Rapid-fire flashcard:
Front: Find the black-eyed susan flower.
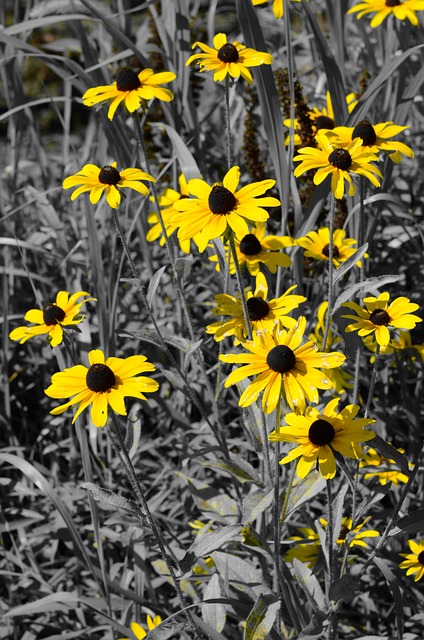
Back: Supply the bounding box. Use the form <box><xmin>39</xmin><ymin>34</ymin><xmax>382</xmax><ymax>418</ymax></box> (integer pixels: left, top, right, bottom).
<box><xmin>269</xmin><ymin>398</ymin><xmax>375</xmax><ymax>478</ymax></box>
<box><xmin>364</xmin><ymin>330</ymin><xmax>424</xmax><ymax>361</ymax></box>
<box><xmin>209</xmin><ymin>222</ymin><xmax>294</xmax><ymax>275</ymax></box>
<box><xmin>343</xmin><ymin>292</ymin><xmax>421</xmax><ymax>347</ymax></box>
<box><xmin>293</xmin><ymin>134</ymin><xmax>382</xmax><ymax>199</ymax></box>
<box><xmin>45</xmin><ymin>349</ymin><xmax>159</xmax><ymax>428</ymax></box>
<box><xmin>348</xmin><ymin>0</ymin><xmax>424</xmax><ymax>28</ymax></box>
<box><xmin>9</xmin><ymin>291</ymin><xmax>95</xmax><ymax>348</ymax></box>
<box><xmin>327</xmin><ymin>120</ymin><xmax>414</xmax><ymax>164</ymax></box>
<box><xmin>310</xmin><ymin>302</ymin><xmax>353</xmax><ymax>395</ymax></box>
<box><xmin>285</xmin><ymin>527</ymin><xmax>321</xmax><ymax>568</ymax></box>
<box><xmin>82</xmin><ymin>67</ymin><xmax>176</xmax><ymax>120</ymax></box>
<box><xmin>170</xmin><ymin>166</ymin><xmax>281</xmax><ymax>253</ymax></box>
<box><xmin>119</xmin><ymin>615</ymin><xmax>162</xmax><ymax>640</ymax></box>
<box><xmin>206</xmin><ymin>272</ymin><xmax>306</xmax><ymax>344</ymax></box>
<box><xmin>63</xmin><ymin>162</ymin><xmax>155</xmax><ymax>209</ymax></box>
<box><xmin>147</xmin><ymin>173</ymin><xmax>201</xmax><ymax>253</ymax></box>
<box><xmin>400</xmin><ymin>540</ymin><xmax>424</xmax><ymax>582</ymax></box>
<box><xmin>220</xmin><ymin>317</ymin><xmax>345</xmax><ymax>414</ymax></box>
<box><xmin>186</xmin><ymin>33</ymin><xmax>272</xmax><ymax>84</ymax></box>
<box><xmin>359</xmin><ymin>446</ymin><xmax>409</xmax><ymax>485</ymax></box>
<box><xmin>252</xmin><ymin>0</ymin><xmax>303</xmax><ymax>19</ymax></box>
<box><xmin>296</xmin><ymin>226</ymin><xmax>366</xmax><ymax>269</ymax></box>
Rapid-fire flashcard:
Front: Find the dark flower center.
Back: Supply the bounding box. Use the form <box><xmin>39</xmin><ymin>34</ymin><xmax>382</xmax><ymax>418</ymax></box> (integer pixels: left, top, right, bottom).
<box><xmin>99</xmin><ymin>165</ymin><xmax>121</xmax><ymax>185</ymax></box>
<box><xmin>43</xmin><ymin>304</ymin><xmax>66</xmax><ymax>326</ymax></box>
<box><xmin>322</xmin><ymin>243</ymin><xmax>340</xmax><ymax>259</ymax></box>
<box><xmin>369</xmin><ymin>308</ymin><xmax>391</xmax><ymax>326</ymax></box>
<box><xmin>315</xmin><ymin>115</ymin><xmax>335</xmax><ymax>131</ymax></box>
<box><xmin>308</xmin><ymin>418</ymin><xmax>336</xmax><ymax>446</ymax></box>
<box><xmin>116</xmin><ymin>67</ymin><xmax>141</xmax><ymax>92</ymax></box>
<box><xmin>247</xmin><ymin>297</ymin><xmax>270</xmax><ymax>321</ymax></box>
<box><xmin>338</xmin><ymin>526</ymin><xmax>350</xmax><ymax>541</ymax></box>
<box><xmin>328</xmin><ymin>148</ymin><xmax>352</xmax><ymax>171</ymax></box>
<box><xmin>418</xmin><ymin>551</ymin><xmax>424</xmax><ymax>565</ymax></box>
<box><xmin>266</xmin><ymin>345</ymin><xmax>296</xmax><ymax>373</ymax></box>
<box><xmin>217</xmin><ymin>43</ymin><xmax>239</xmax><ymax>63</ymax></box>
<box><xmin>385</xmin><ymin>0</ymin><xmax>401</xmax><ymax>6</ymax></box>
<box><xmin>352</xmin><ymin>120</ymin><xmax>377</xmax><ymax>146</ymax></box>
<box><xmin>86</xmin><ymin>363</ymin><xmax>116</xmax><ymax>392</ymax></box>
<box><xmin>208</xmin><ymin>185</ymin><xmax>237</xmax><ymax>215</ymax></box>
<box><xmin>239</xmin><ymin>233</ymin><xmax>262</xmax><ymax>256</ymax></box>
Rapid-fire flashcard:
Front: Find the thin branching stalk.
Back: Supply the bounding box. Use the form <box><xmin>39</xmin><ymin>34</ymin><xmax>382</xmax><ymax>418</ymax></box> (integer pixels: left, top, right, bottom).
<box><xmin>322</xmin><ymin>194</ymin><xmax>336</xmax><ymax>351</ymax></box>
<box><xmin>274</xmin><ymin>394</ymin><xmax>283</xmax><ymax>626</ymax></box>
<box><xmin>352</xmin><ymin>345</ymin><xmax>361</xmax><ymax>406</ymax></box>
<box><xmin>225</xmin><ymin>76</ymin><xmax>233</xmax><ymax>170</ymax></box>
<box><xmin>107</xmin><ymin>413</ymin><xmax>203</xmax><ymax>640</ymax></box>
<box><xmin>229</xmin><ymin>233</ymin><xmax>252</xmax><ymax>341</ymax></box>
<box><xmin>326</xmin><ymin>480</ymin><xmax>338</xmax><ymax>640</ymax></box>
<box><xmin>365</xmin><ymin>345</ymin><xmax>380</xmax><ymax>418</ymax></box>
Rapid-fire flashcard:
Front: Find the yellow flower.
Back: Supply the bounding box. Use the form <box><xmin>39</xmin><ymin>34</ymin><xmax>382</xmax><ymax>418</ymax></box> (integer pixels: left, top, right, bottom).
<box><xmin>359</xmin><ymin>447</ymin><xmax>409</xmax><ymax>485</ymax></box>
<box><xmin>293</xmin><ymin>133</ymin><xmax>382</xmax><ymax>199</ymax></box>
<box><xmin>342</xmin><ymin>292</ymin><xmax>421</xmax><ymax>347</ymax></box>
<box><xmin>119</xmin><ymin>615</ymin><xmax>162</xmax><ymax>640</ymax></box>
<box><xmin>82</xmin><ymin>67</ymin><xmax>176</xmax><ymax>120</ymax></box>
<box><xmin>9</xmin><ymin>291</ymin><xmax>95</xmax><ymax>348</ymax></box>
<box><xmin>400</xmin><ymin>540</ymin><xmax>424</xmax><ymax>582</ymax></box>
<box><xmin>45</xmin><ymin>350</ymin><xmax>159</xmax><ymax>427</ymax></box>
<box><xmin>220</xmin><ymin>316</ymin><xmax>346</xmax><ymax>414</ymax></box>
<box><xmin>170</xmin><ymin>166</ymin><xmax>280</xmax><ymax>252</ymax></box>
<box><xmin>186</xmin><ymin>33</ymin><xmax>272</xmax><ymax>83</ymax></box>
<box><xmin>326</xmin><ymin>120</ymin><xmax>414</xmax><ymax>164</ymax></box>
<box><xmin>63</xmin><ymin>162</ymin><xmax>155</xmax><ymax>209</ymax></box>
<box><xmin>348</xmin><ymin>0</ymin><xmax>424</xmax><ymax>28</ymax></box>
<box><xmin>310</xmin><ymin>302</ymin><xmax>353</xmax><ymax>395</ymax></box>
<box><xmin>252</xmin><ymin>0</ymin><xmax>303</xmax><ymax>19</ymax></box>
<box><xmin>206</xmin><ymin>272</ymin><xmax>306</xmax><ymax>344</ymax></box>
<box><xmin>209</xmin><ymin>222</ymin><xmax>294</xmax><ymax>275</ymax></box>
<box><xmin>296</xmin><ymin>226</ymin><xmax>366</xmax><ymax>268</ymax></box>
<box><xmin>269</xmin><ymin>398</ymin><xmax>375</xmax><ymax>479</ymax></box>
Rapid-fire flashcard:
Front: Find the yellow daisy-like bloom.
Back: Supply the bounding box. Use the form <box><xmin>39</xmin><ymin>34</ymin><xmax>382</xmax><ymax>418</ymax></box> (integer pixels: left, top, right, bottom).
<box><xmin>9</xmin><ymin>291</ymin><xmax>95</xmax><ymax>348</ymax></box>
<box><xmin>365</xmin><ymin>330</ymin><xmax>424</xmax><ymax>361</ymax></box>
<box><xmin>82</xmin><ymin>67</ymin><xmax>176</xmax><ymax>120</ymax></box>
<box><xmin>269</xmin><ymin>398</ymin><xmax>375</xmax><ymax>479</ymax></box>
<box><xmin>359</xmin><ymin>446</ymin><xmax>409</xmax><ymax>485</ymax></box>
<box><xmin>146</xmin><ymin>173</ymin><xmax>201</xmax><ymax>253</ymax></box>
<box><xmin>206</xmin><ymin>271</ymin><xmax>306</xmax><ymax>344</ymax></box>
<box><xmin>119</xmin><ymin>615</ymin><xmax>162</xmax><ymax>640</ymax></box>
<box><xmin>310</xmin><ymin>302</ymin><xmax>353</xmax><ymax>395</ymax></box>
<box><xmin>45</xmin><ymin>349</ymin><xmax>159</xmax><ymax>428</ymax></box>
<box><xmin>342</xmin><ymin>292</ymin><xmax>421</xmax><ymax>347</ymax></box>
<box><xmin>170</xmin><ymin>166</ymin><xmax>281</xmax><ymax>253</ymax></box>
<box><xmin>63</xmin><ymin>162</ymin><xmax>155</xmax><ymax>209</ymax></box>
<box><xmin>296</xmin><ymin>226</ymin><xmax>367</xmax><ymax>269</ymax></box>
<box><xmin>293</xmin><ymin>134</ymin><xmax>382</xmax><ymax>200</ymax></box>
<box><xmin>186</xmin><ymin>33</ymin><xmax>272</xmax><ymax>84</ymax></box>
<box><xmin>252</xmin><ymin>0</ymin><xmax>303</xmax><ymax>19</ymax></box>
<box><xmin>348</xmin><ymin>0</ymin><xmax>424</xmax><ymax>28</ymax></box>
<box><xmin>209</xmin><ymin>222</ymin><xmax>294</xmax><ymax>275</ymax></box>
<box><xmin>400</xmin><ymin>540</ymin><xmax>424</xmax><ymax>582</ymax></box>
<box><xmin>327</xmin><ymin>120</ymin><xmax>414</xmax><ymax>164</ymax></box>
<box><xmin>220</xmin><ymin>316</ymin><xmax>346</xmax><ymax>414</ymax></box>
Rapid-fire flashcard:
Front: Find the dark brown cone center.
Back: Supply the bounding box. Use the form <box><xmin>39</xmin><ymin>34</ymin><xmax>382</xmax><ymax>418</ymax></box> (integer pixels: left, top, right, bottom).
<box><xmin>315</xmin><ymin>115</ymin><xmax>335</xmax><ymax>131</ymax></box>
<box><xmin>217</xmin><ymin>43</ymin><xmax>239</xmax><ymax>63</ymax></box>
<box><xmin>86</xmin><ymin>363</ymin><xmax>116</xmax><ymax>392</ymax></box>
<box><xmin>352</xmin><ymin>120</ymin><xmax>377</xmax><ymax>146</ymax></box>
<box><xmin>328</xmin><ymin>148</ymin><xmax>352</xmax><ymax>171</ymax></box>
<box><xmin>369</xmin><ymin>308</ymin><xmax>391</xmax><ymax>326</ymax></box>
<box><xmin>116</xmin><ymin>67</ymin><xmax>141</xmax><ymax>92</ymax></box>
<box><xmin>322</xmin><ymin>243</ymin><xmax>340</xmax><ymax>259</ymax></box>
<box><xmin>266</xmin><ymin>345</ymin><xmax>296</xmax><ymax>373</ymax></box>
<box><xmin>386</xmin><ymin>0</ymin><xmax>401</xmax><ymax>6</ymax></box>
<box><xmin>239</xmin><ymin>233</ymin><xmax>262</xmax><ymax>255</ymax></box>
<box><xmin>338</xmin><ymin>526</ymin><xmax>350</xmax><ymax>541</ymax></box>
<box><xmin>308</xmin><ymin>418</ymin><xmax>335</xmax><ymax>446</ymax></box>
<box><xmin>43</xmin><ymin>304</ymin><xmax>66</xmax><ymax>326</ymax></box>
<box><xmin>208</xmin><ymin>185</ymin><xmax>237</xmax><ymax>215</ymax></box>
<box><xmin>99</xmin><ymin>165</ymin><xmax>121</xmax><ymax>185</ymax></box>
<box><xmin>247</xmin><ymin>297</ymin><xmax>270</xmax><ymax>321</ymax></box>
<box><xmin>418</xmin><ymin>551</ymin><xmax>424</xmax><ymax>565</ymax></box>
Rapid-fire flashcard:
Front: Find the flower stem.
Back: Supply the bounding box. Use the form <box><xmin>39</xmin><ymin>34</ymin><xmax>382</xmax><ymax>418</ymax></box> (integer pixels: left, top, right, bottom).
<box><xmin>107</xmin><ymin>413</ymin><xmax>203</xmax><ymax>640</ymax></box>
<box><xmin>225</xmin><ymin>76</ymin><xmax>233</xmax><ymax>170</ymax></box>
<box><xmin>322</xmin><ymin>194</ymin><xmax>336</xmax><ymax>352</ymax></box>
<box><xmin>229</xmin><ymin>232</ymin><xmax>252</xmax><ymax>341</ymax></box>
<box><xmin>365</xmin><ymin>345</ymin><xmax>380</xmax><ymax>419</ymax></box>
<box><xmin>274</xmin><ymin>394</ymin><xmax>283</xmax><ymax>626</ymax></box>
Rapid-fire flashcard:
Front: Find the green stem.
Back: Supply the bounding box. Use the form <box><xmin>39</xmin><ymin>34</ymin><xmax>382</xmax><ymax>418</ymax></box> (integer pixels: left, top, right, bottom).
<box><xmin>229</xmin><ymin>233</ymin><xmax>252</xmax><ymax>341</ymax></box>
<box><xmin>107</xmin><ymin>413</ymin><xmax>203</xmax><ymax>640</ymax></box>
<box><xmin>365</xmin><ymin>345</ymin><xmax>380</xmax><ymax>419</ymax></box>
<box><xmin>322</xmin><ymin>194</ymin><xmax>336</xmax><ymax>352</ymax></box>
